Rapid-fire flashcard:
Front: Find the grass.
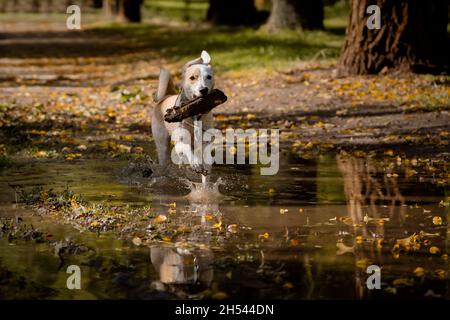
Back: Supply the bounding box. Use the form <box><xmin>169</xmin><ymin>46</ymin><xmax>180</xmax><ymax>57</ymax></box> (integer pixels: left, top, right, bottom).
<box><xmin>139</xmin><ymin>0</ymin><xmax>348</xmax><ymax>71</ymax></box>
<box><xmin>0</xmin><ymin>0</ymin><xmax>349</xmax><ymax>72</ymax></box>
<box><xmin>95</xmin><ymin>23</ymin><xmax>344</xmax><ymax>72</ymax></box>
<box><xmin>143</xmin><ymin>0</ymin><xmax>208</xmax><ymax>22</ymax></box>
<box><xmin>97</xmin><ymin>1</ymin><xmax>348</xmax><ymax>72</ymax></box>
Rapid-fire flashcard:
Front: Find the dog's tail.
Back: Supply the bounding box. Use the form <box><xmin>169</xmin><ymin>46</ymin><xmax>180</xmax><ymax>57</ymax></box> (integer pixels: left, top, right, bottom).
<box><xmin>155</xmin><ymin>68</ymin><xmax>177</xmax><ymax>103</ymax></box>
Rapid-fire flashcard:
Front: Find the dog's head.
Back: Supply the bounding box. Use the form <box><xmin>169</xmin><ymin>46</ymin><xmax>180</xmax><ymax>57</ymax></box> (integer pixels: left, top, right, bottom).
<box><xmin>181</xmin><ymin>51</ymin><xmax>215</xmax><ymax>100</ymax></box>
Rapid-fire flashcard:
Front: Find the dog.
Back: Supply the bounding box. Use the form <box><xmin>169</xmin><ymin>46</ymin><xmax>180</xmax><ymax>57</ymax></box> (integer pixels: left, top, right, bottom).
<box><xmin>152</xmin><ymin>51</ymin><xmax>215</xmax><ymax>175</ymax></box>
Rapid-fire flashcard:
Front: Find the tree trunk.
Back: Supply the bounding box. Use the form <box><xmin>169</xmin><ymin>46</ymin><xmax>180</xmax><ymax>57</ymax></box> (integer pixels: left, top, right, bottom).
<box><xmin>265</xmin><ymin>0</ymin><xmax>324</xmax><ymax>31</ymax></box>
<box><xmin>103</xmin><ymin>0</ymin><xmax>113</xmax><ymax>17</ymax></box>
<box><xmin>265</xmin><ymin>0</ymin><xmax>302</xmax><ymax>30</ymax></box>
<box><xmin>118</xmin><ymin>0</ymin><xmax>142</xmax><ymax>22</ymax></box>
<box><xmin>206</xmin><ymin>0</ymin><xmax>259</xmax><ymax>26</ymax></box>
<box><xmin>297</xmin><ymin>0</ymin><xmax>324</xmax><ymax>30</ymax></box>
<box><xmin>338</xmin><ymin>0</ymin><xmax>449</xmax><ymax>75</ymax></box>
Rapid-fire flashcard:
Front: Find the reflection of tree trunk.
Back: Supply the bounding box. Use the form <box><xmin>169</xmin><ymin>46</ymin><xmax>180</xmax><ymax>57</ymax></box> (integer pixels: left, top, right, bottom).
<box><xmin>337</xmin><ymin>155</ymin><xmax>405</xmax><ymax>225</ymax></box>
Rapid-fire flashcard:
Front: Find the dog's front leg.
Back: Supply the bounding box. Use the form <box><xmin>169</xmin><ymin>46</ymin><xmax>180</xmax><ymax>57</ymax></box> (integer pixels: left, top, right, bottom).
<box><xmin>200</xmin><ymin>112</ymin><xmax>214</xmax><ymax>176</ymax></box>
<box><xmin>173</xmin><ymin>142</ymin><xmax>205</xmax><ymax>173</ymax></box>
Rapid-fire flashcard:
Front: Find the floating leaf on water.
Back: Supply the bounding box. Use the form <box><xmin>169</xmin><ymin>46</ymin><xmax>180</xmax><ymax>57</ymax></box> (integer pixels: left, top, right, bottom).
<box><xmin>363</xmin><ymin>214</ymin><xmax>369</xmax><ymax>223</ymax></box>
<box><xmin>282</xmin><ymin>282</ymin><xmax>294</xmax><ymax>290</ymax></box>
<box><xmin>355</xmin><ymin>236</ymin><xmax>364</xmax><ymax>245</ymax></box>
<box><xmin>434</xmin><ymin>269</ymin><xmax>446</xmax><ymax>279</ymax></box>
<box><xmin>339</xmin><ymin>216</ymin><xmax>353</xmax><ymax>226</ymax></box>
<box><xmin>336</xmin><ymin>242</ymin><xmax>354</xmax><ymax>255</ymax></box>
<box><xmin>356</xmin><ymin>259</ymin><xmax>368</xmax><ymax>269</ymax></box>
<box><xmin>432</xmin><ymin>216</ymin><xmax>442</xmax><ymax>225</ymax></box>
<box><xmin>227</xmin><ymin>224</ymin><xmax>238</xmax><ymax>233</ymax></box>
<box><xmin>212</xmin><ymin>221</ymin><xmax>222</xmax><ymax>230</ymax></box>
<box><xmin>413</xmin><ymin>267</ymin><xmax>425</xmax><ymax>277</ymax></box>
<box><xmin>259</xmin><ymin>232</ymin><xmax>270</xmax><ymax>240</ymax></box>
<box><xmin>439</xmin><ymin>200</ymin><xmax>449</xmax><ymax>207</ymax></box>
<box><xmin>406</xmin><ymin>169</ymin><xmax>418</xmax><ymax>177</ymax></box>
<box><xmin>212</xmin><ymin>292</ymin><xmax>228</xmax><ymax>300</ymax></box>
<box><xmin>376</xmin><ymin>239</ymin><xmax>384</xmax><ymax>249</ymax></box>
<box><xmin>396</xmin><ymin>233</ymin><xmax>419</xmax><ymax>248</ymax></box>
<box><xmin>393</xmin><ymin>278</ymin><xmax>414</xmax><ymax>286</ymax></box>
<box><xmin>429</xmin><ymin>246</ymin><xmax>440</xmax><ymax>255</ymax></box>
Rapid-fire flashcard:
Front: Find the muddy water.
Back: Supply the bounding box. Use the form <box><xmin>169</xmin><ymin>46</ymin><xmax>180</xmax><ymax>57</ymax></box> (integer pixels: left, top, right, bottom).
<box><xmin>0</xmin><ymin>153</ymin><xmax>448</xmax><ymax>299</ymax></box>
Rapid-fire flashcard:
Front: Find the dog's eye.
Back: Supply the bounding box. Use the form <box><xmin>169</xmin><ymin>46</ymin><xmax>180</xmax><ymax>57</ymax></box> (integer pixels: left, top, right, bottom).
<box><xmin>189</xmin><ymin>76</ymin><xmax>196</xmax><ymax>80</ymax></box>
<box><xmin>207</xmin><ymin>75</ymin><xmax>212</xmax><ymax>80</ymax></box>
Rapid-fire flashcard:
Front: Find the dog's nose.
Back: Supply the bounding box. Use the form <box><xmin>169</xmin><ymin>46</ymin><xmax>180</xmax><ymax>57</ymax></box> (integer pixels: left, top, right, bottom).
<box><xmin>200</xmin><ymin>88</ymin><xmax>209</xmax><ymax>97</ymax></box>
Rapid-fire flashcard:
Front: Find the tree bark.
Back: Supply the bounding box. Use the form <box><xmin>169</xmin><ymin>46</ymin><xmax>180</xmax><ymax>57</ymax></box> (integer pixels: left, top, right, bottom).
<box><xmin>338</xmin><ymin>0</ymin><xmax>449</xmax><ymax>75</ymax></box>
<box><xmin>206</xmin><ymin>0</ymin><xmax>259</xmax><ymax>26</ymax></box>
<box><xmin>265</xmin><ymin>0</ymin><xmax>324</xmax><ymax>31</ymax></box>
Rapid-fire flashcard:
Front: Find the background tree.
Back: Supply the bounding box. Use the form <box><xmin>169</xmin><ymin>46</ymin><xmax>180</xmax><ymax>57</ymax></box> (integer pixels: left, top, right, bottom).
<box><xmin>117</xmin><ymin>0</ymin><xmax>142</xmax><ymax>22</ymax></box>
<box><xmin>338</xmin><ymin>0</ymin><xmax>449</xmax><ymax>75</ymax></box>
<box><xmin>265</xmin><ymin>0</ymin><xmax>324</xmax><ymax>31</ymax></box>
<box><xmin>102</xmin><ymin>0</ymin><xmax>112</xmax><ymax>17</ymax></box>
<box><xmin>206</xmin><ymin>0</ymin><xmax>260</xmax><ymax>26</ymax></box>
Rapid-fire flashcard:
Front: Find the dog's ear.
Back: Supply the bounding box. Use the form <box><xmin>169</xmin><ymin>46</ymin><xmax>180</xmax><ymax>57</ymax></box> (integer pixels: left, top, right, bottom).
<box><xmin>201</xmin><ymin>50</ymin><xmax>211</xmax><ymax>64</ymax></box>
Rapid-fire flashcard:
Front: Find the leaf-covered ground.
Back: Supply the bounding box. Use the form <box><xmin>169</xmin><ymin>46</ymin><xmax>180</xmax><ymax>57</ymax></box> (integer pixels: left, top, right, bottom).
<box><xmin>1</xmin><ymin>15</ymin><xmax>449</xmax><ymax>164</ymax></box>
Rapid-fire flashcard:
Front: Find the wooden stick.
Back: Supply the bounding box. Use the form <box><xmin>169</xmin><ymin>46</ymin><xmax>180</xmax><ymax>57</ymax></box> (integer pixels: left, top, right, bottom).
<box><xmin>164</xmin><ymin>89</ymin><xmax>227</xmax><ymax>123</ymax></box>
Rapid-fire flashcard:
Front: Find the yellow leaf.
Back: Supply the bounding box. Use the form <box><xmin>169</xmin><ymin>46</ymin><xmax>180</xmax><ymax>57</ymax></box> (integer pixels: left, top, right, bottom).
<box><xmin>259</xmin><ymin>232</ymin><xmax>270</xmax><ymax>239</ymax></box>
<box><xmin>212</xmin><ymin>292</ymin><xmax>228</xmax><ymax>300</ymax></box>
<box><xmin>212</xmin><ymin>221</ymin><xmax>222</xmax><ymax>230</ymax></box>
<box><xmin>429</xmin><ymin>246</ymin><xmax>440</xmax><ymax>255</ymax></box>
<box><xmin>283</xmin><ymin>282</ymin><xmax>294</xmax><ymax>289</ymax></box>
<box><xmin>153</xmin><ymin>214</ymin><xmax>167</xmax><ymax>224</ymax></box>
<box><xmin>413</xmin><ymin>267</ymin><xmax>425</xmax><ymax>277</ymax></box>
<box><xmin>393</xmin><ymin>278</ymin><xmax>413</xmax><ymax>286</ymax></box>
<box><xmin>432</xmin><ymin>216</ymin><xmax>442</xmax><ymax>225</ymax></box>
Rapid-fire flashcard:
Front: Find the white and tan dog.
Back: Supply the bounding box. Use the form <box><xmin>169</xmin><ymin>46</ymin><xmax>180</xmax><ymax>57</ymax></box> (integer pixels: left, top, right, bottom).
<box><xmin>152</xmin><ymin>51</ymin><xmax>215</xmax><ymax>174</ymax></box>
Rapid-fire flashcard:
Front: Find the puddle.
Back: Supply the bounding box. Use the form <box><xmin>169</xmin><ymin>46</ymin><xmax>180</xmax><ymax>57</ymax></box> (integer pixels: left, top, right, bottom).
<box><xmin>0</xmin><ymin>152</ymin><xmax>448</xmax><ymax>299</ymax></box>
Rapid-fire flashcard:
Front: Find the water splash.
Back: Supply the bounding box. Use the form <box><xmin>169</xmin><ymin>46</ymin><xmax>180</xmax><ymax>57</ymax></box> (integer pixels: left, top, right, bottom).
<box><xmin>185</xmin><ymin>176</ymin><xmax>223</xmax><ymax>204</ymax></box>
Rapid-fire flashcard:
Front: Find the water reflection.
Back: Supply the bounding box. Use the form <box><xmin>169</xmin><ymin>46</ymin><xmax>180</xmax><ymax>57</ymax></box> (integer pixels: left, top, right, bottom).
<box><xmin>149</xmin><ymin>180</ymin><xmax>221</xmax><ymax>295</ymax></box>
<box><xmin>336</xmin><ymin>154</ymin><xmax>448</xmax><ymax>299</ymax></box>
<box><xmin>0</xmin><ymin>153</ymin><xmax>448</xmax><ymax>299</ymax></box>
